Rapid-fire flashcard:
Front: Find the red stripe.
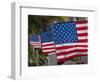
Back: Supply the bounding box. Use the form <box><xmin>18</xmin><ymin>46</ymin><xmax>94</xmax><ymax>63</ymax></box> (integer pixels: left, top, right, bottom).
<box><xmin>56</xmin><ymin>46</ymin><xmax>76</xmax><ymax>50</ymax></box>
<box><xmin>57</xmin><ymin>54</ymin><xmax>87</xmax><ymax>62</ymax></box>
<box><xmin>76</xmin><ymin>26</ymin><xmax>88</xmax><ymax>30</ymax></box>
<box><xmin>76</xmin><ymin>45</ymin><xmax>88</xmax><ymax>47</ymax></box>
<box><xmin>56</xmin><ymin>49</ymin><xmax>88</xmax><ymax>56</ymax></box>
<box><xmin>42</xmin><ymin>47</ymin><xmax>55</xmax><ymax>50</ymax></box>
<box><xmin>57</xmin><ymin>50</ymin><xmax>77</xmax><ymax>56</ymax></box>
<box><xmin>78</xmin><ymin>39</ymin><xmax>88</xmax><ymax>42</ymax></box>
<box><xmin>77</xmin><ymin>49</ymin><xmax>88</xmax><ymax>52</ymax></box>
<box><xmin>57</xmin><ymin>58</ymin><xmax>66</xmax><ymax>62</ymax></box>
<box><xmin>56</xmin><ymin>45</ymin><xmax>88</xmax><ymax>50</ymax></box>
<box><xmin>78</xmin><ymin>33</ymin><xmax>88</xmax><ymax>36</ymax></box>
<box><xmin>76</xmin><ymin>21</ymin><xmax>88</xmax><ymax>24</ymax></box>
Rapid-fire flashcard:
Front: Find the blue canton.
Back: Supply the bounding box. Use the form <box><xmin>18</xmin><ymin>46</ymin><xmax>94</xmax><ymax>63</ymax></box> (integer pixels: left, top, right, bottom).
<box><xmin>31</xmin><ymin>35</ymin><xmax>40</xmax><ymax>42</ymax></box>
<box><xmin>41</xmin><ymin>31</ymin><xmax>53</xmax><ymax>43</ymax></box>
<box><xmin>52</xmin><ymin>22</ymin><xmax>78</xmax><ymax>44</ymax></box>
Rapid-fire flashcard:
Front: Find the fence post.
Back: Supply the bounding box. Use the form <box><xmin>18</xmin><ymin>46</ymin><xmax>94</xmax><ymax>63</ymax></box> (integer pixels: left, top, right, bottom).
<box><xmin>48</xmin><ymin>53</ymin><xmax>57</xmax><ymax>65</ymax></box>
<box><xmin>35</xmin><ymin>49</ymin><xmax>39</xmax><ymax>66</ymax></box>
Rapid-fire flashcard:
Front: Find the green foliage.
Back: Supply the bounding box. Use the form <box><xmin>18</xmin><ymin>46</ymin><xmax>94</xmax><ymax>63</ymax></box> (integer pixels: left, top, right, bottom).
<box><xmin>28</xmin><ymin>44</ymin><xmax>47</xmax><ymax>66</ymax></box>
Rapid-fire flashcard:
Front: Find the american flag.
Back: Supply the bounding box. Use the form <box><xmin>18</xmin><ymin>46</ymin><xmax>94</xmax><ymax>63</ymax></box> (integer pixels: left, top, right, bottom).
<box><xmin>41</xmin><ymin>31</ymin><xmax>55</xmax><ymax>55</ymax></box>
<box><xmin>30</xmin><ymin>35</ymin><xmax>41</xmax><ymax>48</ymax></box>
<box><xmin>30</xmin><ymin>21</ymin><xmax>88</xmax><ymax>63</ymax></box>
<box><xmin>52</xmin><ymin>21</ymin><xmax>88</xmax><ymax>62</ymax></box>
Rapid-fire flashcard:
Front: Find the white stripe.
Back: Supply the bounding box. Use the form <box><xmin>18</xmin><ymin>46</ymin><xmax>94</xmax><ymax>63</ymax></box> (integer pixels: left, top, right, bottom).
<box><xmin>42</xmin><ymin>45</ymin><xmax>55</xmax><ymax>49</ymax></box>
<box><xmin>42</xmin><ymin>42</ymin><xmax>54</xmax><ymax>45</ymax></box>
<box><xmin>78</xmin><ymin>36</ymin><xmax>88</xmax><ymax>39</ymax></box>
<box><xmin>56</xmin><ymin>43</ymin><xmax>87</xmax><ymax>47</ymax></box>
<box><xmin>31</xmin><ymin>44</ymin><xmax>41</xmax><ymax>46</ymax></box>
<box><xmin>56</xmin><ymin>47</ymin><xmax>87</xmax><ymax>53</ymax></box>
<box><xmin>43</xmin><ymin>49</ymin><xmax>55</xmax><ymax>52</ymax></box>
<box><xmin>57</xmin><ymin>55</ymin><xmax>65</xmax><ymax>59</ymax></box>
<box><xmin>76</xmin><ymin>24</ymin><xmax>87</xmax><ymax>27</ymax></box>
<box><xmin>57</xmin><ymin>52</ymin><xmax>87</xmax><ymax>59</ymax></box>
<box><xmin>77</xmin><ymin>30</ymin><xmax>87</xmax><ymax>34</ymax></box>
<box><xmin>32</xmin><ymin>45</ymin><xmax>41</xmax><ymax>46</ymax></box>
<box><xmin>42</xmin><ymin>43</ymin><xmax>87</xmax><ymax>49</ymax></box>
<box><xmin>32</xmin><ymin>43</ymin><xmax>41</xmax><ymax>45</ymax></box>
<box><xmin>66</xmin><ymin>52</ymin><xmax>87</xmax><ymax>57</ymax></box>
